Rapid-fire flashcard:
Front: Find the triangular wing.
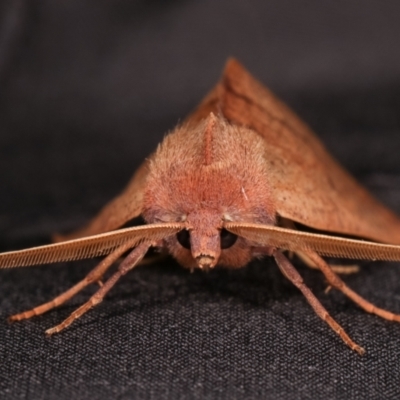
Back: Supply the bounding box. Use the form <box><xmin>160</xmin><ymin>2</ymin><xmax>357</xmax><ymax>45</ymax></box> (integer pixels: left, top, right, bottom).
<box><xmin>59</xmin><ymin>59</ymin><xmax>400</xmax><ymax>245</ymax></box>
<box><xmin>189</xmin><ymin>59</ymin><xmax>400</xmax><ymax>244</ymax></box>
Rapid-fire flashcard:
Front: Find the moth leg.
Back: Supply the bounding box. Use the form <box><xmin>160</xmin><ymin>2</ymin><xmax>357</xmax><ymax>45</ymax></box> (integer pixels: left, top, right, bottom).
<box><xmin>273</xmin><ymin>250</ymin><xmax>365</xmax><ymax>355</ymax></box>
<box><xmin>45</xmin><ymin>242</ymin><xmax>150</xmax><ymax>335</ymax></box>
<box><xmin>305</xmin><ymin>250</ymin><xmax>400</xmax><ymax>322</ymax></box>
<box><xmin>9</xmin><ymin>239</ymin><xmax>142</xmax><ymax>322</ymax></box>
<box><xmin>296</xmin><ymin>249</ymin><xmax>360</xmax><ymax>275</ymax></box>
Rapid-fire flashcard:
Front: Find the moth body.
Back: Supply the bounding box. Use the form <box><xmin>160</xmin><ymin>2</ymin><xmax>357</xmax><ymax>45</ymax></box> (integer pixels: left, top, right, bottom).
<box><xmin>3</xmin><ymin>59</ymin><xmax>400</xmax><ymax>354</ymax></box>
<box><xmin>142</xmin><ymin>113</ymin><xmax>275</xmax><ymax>270</ymax></box>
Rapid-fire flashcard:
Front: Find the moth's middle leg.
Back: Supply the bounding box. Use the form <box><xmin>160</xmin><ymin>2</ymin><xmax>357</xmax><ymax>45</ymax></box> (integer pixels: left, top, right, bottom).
<box><xmin>295</xmin><ymin>250</ymin><xmax>360</xmax><ymax>275</ymax></box>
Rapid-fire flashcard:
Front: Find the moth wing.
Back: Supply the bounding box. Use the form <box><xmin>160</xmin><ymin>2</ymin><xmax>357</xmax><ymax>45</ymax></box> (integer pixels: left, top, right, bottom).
<box><xmin>55</xmin><ymin>157</ymin><xmax>151</xmax><ymax>241</ymax></box>
<box><xmin>189</xmin><ymin>59</ymin><xmax>400</xmax><ymax>244</ymax></box>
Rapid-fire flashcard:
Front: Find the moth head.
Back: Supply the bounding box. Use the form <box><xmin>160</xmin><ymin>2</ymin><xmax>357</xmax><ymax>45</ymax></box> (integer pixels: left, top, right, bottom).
<box><xmin>142</xmin><ymin>113</ymin><xmax>276</xmax><ymax>269</ymax></box>
<box><xmin>172</xmin><ymin>211</ymin><xmax>239</xmax><ymax>270</ymax></box>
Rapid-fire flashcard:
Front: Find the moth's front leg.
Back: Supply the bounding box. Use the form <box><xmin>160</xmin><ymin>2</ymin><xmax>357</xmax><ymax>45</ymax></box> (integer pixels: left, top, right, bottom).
<box><xmin>273</xmin><ymin>250</ymin><xmax>365</xmax><ymax>355</ymax></box>
<box><xmin>9</xmin><ymin>239</ymin><xmax>139</xmax><ymax>323</ymax></box>
<box><xmin>45</xmin><ymin>242</ymin><xmax>151</xmax><ymax>335</ymax></box>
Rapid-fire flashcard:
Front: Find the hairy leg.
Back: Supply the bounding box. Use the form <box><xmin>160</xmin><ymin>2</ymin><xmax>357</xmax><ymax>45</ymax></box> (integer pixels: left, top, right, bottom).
<box><xmin>296</xmin><ymin>250</ymin><xmax>359</xmax><ymax>275</ymax></box>
<box><xmin>9</xmin><ymin>238</ymin><xmax>146</xmax><ymax>322</ymax></box>
<box><xmin>46</xmin><ymin>242</ymin><xmax>150</xmax><ymax>335</ymax></box>
<box><xmin>273</xmin><ymin>250</ymin><xmax>364</xmax><ymax>355</ymax></box>
<box><xmin>305</xmin><ymin>250</ymin><xmax>400</xmax><ymax>322</ymax></box>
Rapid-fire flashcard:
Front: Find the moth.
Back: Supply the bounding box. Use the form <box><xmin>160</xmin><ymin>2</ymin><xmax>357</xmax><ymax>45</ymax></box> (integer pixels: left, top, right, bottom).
<box><xmin>2</xmin><ymin>59</ymin><xmax>400</xmax><ymax>355</ymax></box>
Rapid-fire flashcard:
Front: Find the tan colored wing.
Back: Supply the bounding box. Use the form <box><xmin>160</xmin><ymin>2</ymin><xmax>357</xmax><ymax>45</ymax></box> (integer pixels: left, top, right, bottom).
<box><xmin>55</xmin><ymin>158</ymin><xmax>151</xmax><ymax>241</ymax></box>
<box><xmin>190</xmin><ymin>59</ymin><xmax>400</xmax><ymax>244</ymax></box>
<box><xmin>225</xmin><ymin>222</ymin><xmax>400</xmax><ymax>261</ymax></box>
<box><xmin>0</xmin><ymin>223</ymin><xmax>183</xmax><ymax>268</ymax></box>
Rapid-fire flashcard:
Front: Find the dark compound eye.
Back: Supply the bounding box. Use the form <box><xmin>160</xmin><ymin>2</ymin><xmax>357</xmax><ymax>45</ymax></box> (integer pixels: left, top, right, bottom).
<box><xmin>177</xmin><ymin>229</ymin><xmax>237</xmax><ymax>250</ymax></box>
<box><xmin>220</xmin><ymin>228</ymin><xmax>238</xmax><ymax>249</ymax></box>
<box><xmin>177</xmin><ymin>229</ymin><xmax>191</xmax><ymax>249</ymax></box>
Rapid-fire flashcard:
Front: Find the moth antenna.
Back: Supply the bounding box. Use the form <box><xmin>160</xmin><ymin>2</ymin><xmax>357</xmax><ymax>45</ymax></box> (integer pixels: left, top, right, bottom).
<box><xmin>225</xmin><ymin>222</ymin><xmax>400</xmax><ymax>261</ymax></box>
<box><xmin>0</xmin><ymin>223</ymin><xmax>184</xmax><ymax>269</ymax></box>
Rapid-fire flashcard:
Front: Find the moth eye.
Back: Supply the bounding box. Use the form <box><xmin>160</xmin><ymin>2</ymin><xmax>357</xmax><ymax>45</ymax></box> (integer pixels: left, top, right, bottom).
<box><xmin>176</xmin><ymin>230</ymin><xmax>191</xmax><ymax>249</ymax></box>
<box><xmin>220</xmin><ymin>229</ymin><xmax>238</xmax><ymax>249</ymax></box>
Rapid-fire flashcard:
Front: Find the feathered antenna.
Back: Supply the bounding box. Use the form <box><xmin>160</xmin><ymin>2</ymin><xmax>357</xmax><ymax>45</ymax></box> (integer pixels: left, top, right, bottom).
<box><xmin>225</xmin><ymin>222</ymin><xmax>400</xmax><ymax>261</ymax></box>
<box><xmin>0</xmin><ymin>223</ymin><xmax>184</xmax><ymax>268</ymax></box>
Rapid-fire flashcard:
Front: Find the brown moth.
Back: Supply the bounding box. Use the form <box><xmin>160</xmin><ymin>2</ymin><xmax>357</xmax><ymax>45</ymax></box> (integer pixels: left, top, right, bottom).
<box><xmin>2</xmin><ymin>59</ymin><xmax>400</xmax><ymax>355</ymax></box>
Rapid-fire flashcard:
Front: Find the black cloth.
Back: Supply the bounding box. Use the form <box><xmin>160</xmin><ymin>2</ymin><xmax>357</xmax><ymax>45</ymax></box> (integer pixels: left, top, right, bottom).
<box><xmin>1</xmin><ymin>1</ymin><xmax>400</xmax><ymax>399</ymax></box>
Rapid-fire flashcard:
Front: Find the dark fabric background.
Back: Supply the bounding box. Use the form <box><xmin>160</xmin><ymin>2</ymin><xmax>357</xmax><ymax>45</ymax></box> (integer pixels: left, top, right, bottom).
<box><xmin>1</xmin><ymin>1</ymin><xmax>400</xmax><ymax>399</ymax></box>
